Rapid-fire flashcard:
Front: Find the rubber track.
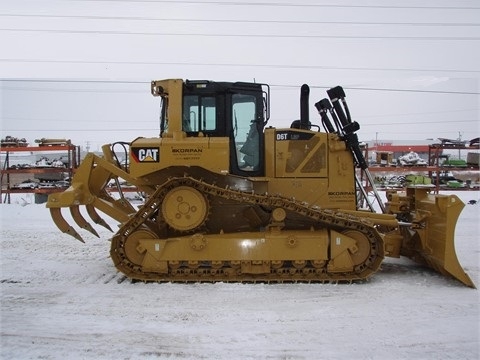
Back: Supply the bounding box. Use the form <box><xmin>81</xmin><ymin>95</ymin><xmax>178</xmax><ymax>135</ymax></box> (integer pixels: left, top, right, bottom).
<box><xmin>110</xmin><ymin>176</ymin><xmax>385</xmax><ymax>282</ymax></box>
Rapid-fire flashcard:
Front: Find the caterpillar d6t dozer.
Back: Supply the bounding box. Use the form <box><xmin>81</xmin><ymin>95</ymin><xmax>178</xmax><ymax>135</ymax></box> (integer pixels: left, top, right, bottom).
<box><xmin>47</xmin><ymin>79</ymin><xmax>474</xmax><ymax>287</ymax></box>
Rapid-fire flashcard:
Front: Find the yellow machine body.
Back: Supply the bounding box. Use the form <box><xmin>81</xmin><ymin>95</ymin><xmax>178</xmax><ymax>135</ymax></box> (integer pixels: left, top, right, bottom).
<box><xmin>46</xmin><ymin>79</ymin><xmax>474</xmax><ymax>287</ymax></box>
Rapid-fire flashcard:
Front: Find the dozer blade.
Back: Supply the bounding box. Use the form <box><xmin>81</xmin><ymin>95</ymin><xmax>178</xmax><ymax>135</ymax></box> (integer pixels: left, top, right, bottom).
<box><xmin>86</xmin><ymin>204</ymin><xmax>113</xmax><ymax>232</ymax></box>
<box><xmin>50</xmin><ymin>208</ymin><xmax>84</xmax><ymax>243</ymax></box>
<box><xmin>70</xmin><ymin>205</ymin><xmax>100</xmax><ymax>238</ymax></box>
<box><xmin>417</xmin><ymin>237</ymin><xmax>475</xmax><ymax>288</ymax></box>
<box><xmin>407</xmin><ymin>193</ymin><xmax>475</xmax><ymax>288</ymax></box>
<box><xmin>418</xmin><ymin>224</ymin><xmax>475</xmax><ymax>289</ymax></box>
<box><xmin>441</xmin><ymin>243</ymin><xmax>475</xmax><ymax>288</ymax></box>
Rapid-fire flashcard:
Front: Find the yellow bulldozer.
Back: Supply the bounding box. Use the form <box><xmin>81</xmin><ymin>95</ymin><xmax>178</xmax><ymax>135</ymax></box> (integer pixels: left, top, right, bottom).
<box><xmin>47</xmin><ymin>79</ymin><xmax>474</xmax><ymax>287</ymax></box>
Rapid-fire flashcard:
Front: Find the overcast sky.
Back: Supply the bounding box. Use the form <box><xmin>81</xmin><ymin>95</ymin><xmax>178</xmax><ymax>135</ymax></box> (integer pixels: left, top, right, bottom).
<box><xmin>1</xmin><ymin>0</ymin><xmax>479</xmax><ymax>150</ymax></box>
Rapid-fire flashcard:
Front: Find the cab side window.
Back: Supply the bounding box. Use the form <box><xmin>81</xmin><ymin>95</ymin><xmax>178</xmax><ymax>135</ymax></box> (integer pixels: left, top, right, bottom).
<box><xmin>183</xmin><ymin>95</ymin><xmax>216</xmax><ymax>133</ymax></box>
<box><xmin>232</xmin><ymin>94</ymin><xmax>259</xmax><ymax>171</ymax></box>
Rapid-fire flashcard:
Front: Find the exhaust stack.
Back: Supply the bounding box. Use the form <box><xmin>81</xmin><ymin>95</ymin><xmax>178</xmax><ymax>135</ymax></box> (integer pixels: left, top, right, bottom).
<box><xmin>299</xmin><ymin>84</ymin><xmax>310</xmax><ymax>130</ymax></box>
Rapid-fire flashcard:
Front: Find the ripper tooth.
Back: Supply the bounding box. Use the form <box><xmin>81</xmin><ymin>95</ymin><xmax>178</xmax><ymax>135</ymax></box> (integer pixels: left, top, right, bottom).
<box><xmin>70</xmin><ymin>205</ymin><xmax>99</xmax><ymax>238</ymax></box>
<box><xmin>50</xmin><ymin>208</ymin><xmax>84</xmax><ymax>243</ymax></box>
<box><xmin>86</xmin><ymin>205</ymin><xmax>113</xmax><ymax>232</ymax></box>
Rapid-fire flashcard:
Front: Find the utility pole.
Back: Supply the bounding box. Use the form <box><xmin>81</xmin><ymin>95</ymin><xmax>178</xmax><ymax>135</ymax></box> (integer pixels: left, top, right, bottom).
<box><xmin>457</xmin><ymin>132</ymin><xmax>462</xmax><ymax>159</ymax></box>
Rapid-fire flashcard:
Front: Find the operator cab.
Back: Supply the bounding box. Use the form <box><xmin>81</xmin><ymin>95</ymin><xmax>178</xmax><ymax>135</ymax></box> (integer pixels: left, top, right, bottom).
<box><xmin>181</xmin><ymin>80</ymin><xmax>270</xmax><ymax>177</ymax></box>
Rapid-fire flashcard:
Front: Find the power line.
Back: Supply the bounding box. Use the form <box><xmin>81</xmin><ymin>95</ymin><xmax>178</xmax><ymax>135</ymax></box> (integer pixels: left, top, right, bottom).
<box><xmin>58</xmin><ymin>0</ymin><xmax>480</xmax><ymax>10</ymax></box>
<box><xmin>4</xmin><ymin>128</ymin><xmax>472</xmax><ymax>137</ymax></box>
<box><xmin>362</xmin><ymin>108</ymin><xmax>478</xmax><ymax>119</ymax></box>
<box><xmin>1</xmin><ymin>79</ymin><xmax>147</xmax><ymax>84</ymax></box>
<box><xmin>275</xmin><ymin>84</ymin><xmax>479</xmax><ymax>95</ymax></box>
<box><xmin>1</xmin><ymin>28</ymin><xmax>479</xmax><ymax>40</ymax></box>
<box><xmin>1</xmin><ymin>60</ymin><xmax>478</xmax><ymax>75</ymax></box>
<box><xmin>359</xmin><ymin>131</ymin><xmax>474</xmax><ymax>137</ymax></box>
<box><xmin>2</xmin><ymin>128</ymin><xmax>157</xmax><ymax>132</ymax></box>
<box><xmin>4</xmin><ymin>120</ymin><xmax>477</xmax><ymax>134</ymax></box>
<box><xmin>4</xmin><ymin>118</ymin><xmax>476</xmax><ymax>126</ymax></box>
<box><xmin>2</xmin><ymin>116</ymin><xmax>155</xmax><ymax>123</ymax></box>
<box><xmin>3</xmin><ymin>81</ymin><xmax>478</xmax><ymax>95</ymax></box>
<box><xmin>1</xmin><ymin>86</ymin><xmax>145</xmax><ymax>94</ymax></box>
<box><xmin>361</xmin><ymin>119</ymin><xmax>477</xmax><ymax>126</ymax></box>
<box><xmin>309</xmin><ymin>85</ymin><xmax>479</xmax><ymax>95</ymax></box>
<box><xmin>1</xmin><ymin>13</ymin><xmax>478</xmax><ymax>27</ymax></box>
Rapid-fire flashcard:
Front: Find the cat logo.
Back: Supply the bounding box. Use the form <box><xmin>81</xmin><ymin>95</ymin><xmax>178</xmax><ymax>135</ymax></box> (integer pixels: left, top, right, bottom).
<box><xmin>132</xmin><ymin>147</ymin><xmax>160</xmax><ymax>163</ymax></box>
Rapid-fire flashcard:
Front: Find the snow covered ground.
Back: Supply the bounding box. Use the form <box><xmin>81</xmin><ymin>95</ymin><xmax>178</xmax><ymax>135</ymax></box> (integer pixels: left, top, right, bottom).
<box><xmin>1</xmin><ymin>192</ymin><xmax>479</xmax><ymax>359</ymax></box>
